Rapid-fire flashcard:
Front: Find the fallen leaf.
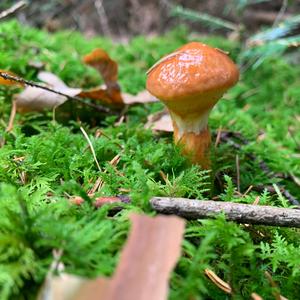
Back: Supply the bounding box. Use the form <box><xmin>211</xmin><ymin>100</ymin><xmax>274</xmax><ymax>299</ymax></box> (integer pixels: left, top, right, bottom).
<box><xmin>82</xmin><ymin>48</ymin><xmax>123</xmax><ymax>105</ymax></box>
<box><xmin>1</xmin><ymin>51</ymin><xmax>157</xmax><ymax>113</ymax></box>
<box><xmin>122</xmin><ymin>90</ymin><xmax>157</xmax><ymax>105</ymax></box>
<box><xmin>83</xmin><ymin>48</ymin><xmax>118</xmax><ymax>84</ymax></box>
<box><xmin>15</xmin><ymin>86</ymin><xmax>77</xmax><ymax>113</ymax></box>
<box><xmin>145</xmin><ymin>110</ymin><xmax>173</xmax><ymax>132</ymax></box>
<box><xmin>82</xmin><ymin>49</ymin><xmax>157</xmax><ymax>106</ymax></box>
<box><xmin>204</xmin><ymin>268</ymin><xmax>232</xmax><ymax>294</ymax></box>
<box><xmin>13</xmin><ymin>71</ymin><xmax>81</xmax><ymax>113</ymax></box>
<box><xmin>79</xmin><ymin>88</ymin><xmax>157</xmax><ymax>106</ymax></box>
<box><xmin>1</xmin><ymin>50</ymin><xmax>159</xmax><ymax>129</ymax></box>
<box><xmin>37</xmin><ymin>72</ymin><xmax>80</xmax><ymax>93</ymax></box>
<box><xmin>0</xmin><ymin>70</ymin><xmax>82</xmax><ymax>113</ymax></box>
<box><xmin>79</xmin><ymin>86</ymin><xmax>123</xmax><ymax>105</ymax></box>
<box><xmin>38</xmin><ymin>213</ymin><xmax>185</xmax><ymax>300</ymax></box>
<box><xmin>0</xmin><ymin>70</ymin><xmax>24</xmax><ymax>87</ymax></box>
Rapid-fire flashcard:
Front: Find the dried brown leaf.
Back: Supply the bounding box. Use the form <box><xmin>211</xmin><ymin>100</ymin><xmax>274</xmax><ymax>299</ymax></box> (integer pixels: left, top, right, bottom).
<box><xmin>82</xmin><ymin>49</ymin><xmax>157</xmax><ymax>106</ymax></box>
<box><xmin>79</xmin><ymin>88</ymin><xmax>156</xmax><ymax>106</ymax></box>
<box><xmin>122</xmin><ymin>90</ymin><xmax>157</xmax><ymax>105</ymax></box>
<box><xmin>145</xmin><ymin>110</ymin><xmax>173</xmax><ymax>132</ymax></box>
<box><xmin>204</xmin><ymin>268</ymin><xmax>232</xmax><ymax>294</ymax></box>
<box><xmin>79</xmin><ymin>86</ymin><xmax>123</xmax><ymax>105</ymax></box>
<box><xmin>83</xmin><ymin>48</ymin><xmax>118</xmax><ymax>84</ymax></box>
<box><xmin>0</xmin><ymin>70</ymin><xmax>24</xmax><ymax>87</ymax></box>
<box><xmin>15</xmin><ymin>87</ymin><xmax>66</xmax><ymax>112</ymax></box>
<box><xmin>82</xmin><ymin>48</ymin><xmax>123</xmax><ymax>105</ymax></box>
<box><xmin>15</xmin><ymin>72</ymin><xmax>81</xmax><ymax>113</ymax></box>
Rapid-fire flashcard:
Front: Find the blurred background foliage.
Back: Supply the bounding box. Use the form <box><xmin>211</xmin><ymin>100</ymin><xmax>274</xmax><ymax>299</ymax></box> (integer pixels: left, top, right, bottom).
<box><xmin>1</xmin><ymin>0</ymin><xmax>300</xmax><ymax>69</ymax></box>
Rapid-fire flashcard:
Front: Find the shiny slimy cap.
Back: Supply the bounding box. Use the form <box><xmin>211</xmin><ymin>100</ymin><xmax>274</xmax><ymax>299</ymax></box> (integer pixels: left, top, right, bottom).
<box><xmin>146</xmin><ymin>42</ymin><xmax>239</xmax><ymax>108</ymax></box>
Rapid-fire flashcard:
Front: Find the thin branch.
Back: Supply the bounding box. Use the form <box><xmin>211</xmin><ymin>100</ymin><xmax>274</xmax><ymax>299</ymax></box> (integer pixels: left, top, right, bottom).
<box><xmin>0</xmin><ymin>72</ymin><xmax>111</xmax><ymax>113</ymax></box>
<box><xmin>0</xmin><ymin>1</ymin><xmax>27</xmax><ymax>20</ymax></box>
<box><xmin>150</xmin><ymin>197</ymin><xmax>300</xmax><ymax>228</ymax></box>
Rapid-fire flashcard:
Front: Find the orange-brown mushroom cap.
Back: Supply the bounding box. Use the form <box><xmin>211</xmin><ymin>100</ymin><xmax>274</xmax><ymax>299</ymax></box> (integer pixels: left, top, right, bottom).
<box><xmin>146</xmin><ymin>42</ymin><xmax>239</xmax><ymax>117</ymax></box>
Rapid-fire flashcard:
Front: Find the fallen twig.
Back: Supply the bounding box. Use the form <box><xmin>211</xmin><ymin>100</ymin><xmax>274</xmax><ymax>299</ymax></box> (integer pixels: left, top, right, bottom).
<box><xmin>0</xmin><ymin>72</ymin><xmax>111</xmax><ymax>113</ymax></box>
<box><xmin>0</xmin><ymin>1</ymin><xmax>27</xmax><ymax>20</ymax></box>
<box><xmin>150</xmin><ymin>197</ymin><xmax>300</xmax><ymax>227</ymax></box>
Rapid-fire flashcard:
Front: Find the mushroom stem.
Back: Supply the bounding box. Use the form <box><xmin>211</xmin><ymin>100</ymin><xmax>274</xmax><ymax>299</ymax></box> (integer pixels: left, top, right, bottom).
<box><xmin>169</xmin><ymin>109</ymin><xmax>212</xmax><ymax>168</ymax></box>
<box><xmin>173</xmin><ymin>121</ymin><xmax>211</xmax><ymax>168</ymax></box>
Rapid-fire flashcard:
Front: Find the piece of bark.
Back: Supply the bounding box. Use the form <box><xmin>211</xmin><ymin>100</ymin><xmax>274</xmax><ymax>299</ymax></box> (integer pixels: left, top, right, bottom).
<box><xmin>150</xmin><ymin>197</ymin><xmax>300</xmax><ymax>228</ymax></box>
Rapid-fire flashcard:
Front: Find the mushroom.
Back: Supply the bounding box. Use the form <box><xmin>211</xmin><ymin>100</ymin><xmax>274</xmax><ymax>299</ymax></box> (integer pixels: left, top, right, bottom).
<box><xmin>146</xmin><ymin>42</ymin><xmax>239</xmax><ymax>168</ymax></box>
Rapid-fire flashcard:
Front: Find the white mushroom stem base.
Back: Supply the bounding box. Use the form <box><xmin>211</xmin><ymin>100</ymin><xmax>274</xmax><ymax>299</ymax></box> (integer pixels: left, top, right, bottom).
<box><xmin>170</xmin><ymin>111</ymin><xmax>212</xmax><ymax>168</ymax></box>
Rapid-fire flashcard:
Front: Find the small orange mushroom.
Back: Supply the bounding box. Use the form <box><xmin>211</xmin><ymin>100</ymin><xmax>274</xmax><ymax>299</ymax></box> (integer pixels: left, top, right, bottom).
<box><xmin>146</xmin><ymin>42</ymin><xmax>239</xmax><ymax>168</ymax></box>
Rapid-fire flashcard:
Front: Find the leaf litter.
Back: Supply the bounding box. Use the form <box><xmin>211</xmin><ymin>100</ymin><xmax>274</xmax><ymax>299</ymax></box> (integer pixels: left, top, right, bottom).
<box><xmin>0</xmin><ymin>48</ymin><xmax>157</xmax><ymax>129</ymax></box>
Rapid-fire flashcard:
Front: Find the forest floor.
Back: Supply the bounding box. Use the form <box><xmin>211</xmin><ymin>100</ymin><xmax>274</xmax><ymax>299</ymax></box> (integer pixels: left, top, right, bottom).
<box><xmin>0</xmin><ymin>20</ymin><xmax>299</xmax><ymax>299</ymax></box>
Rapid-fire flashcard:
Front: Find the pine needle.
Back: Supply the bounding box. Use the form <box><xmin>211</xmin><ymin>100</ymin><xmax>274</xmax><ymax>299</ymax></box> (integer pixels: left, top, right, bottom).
<box><xmin>80</xmin><ymin>126</ymin><xmax>102</xmax><ymax>173</ymax></box>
